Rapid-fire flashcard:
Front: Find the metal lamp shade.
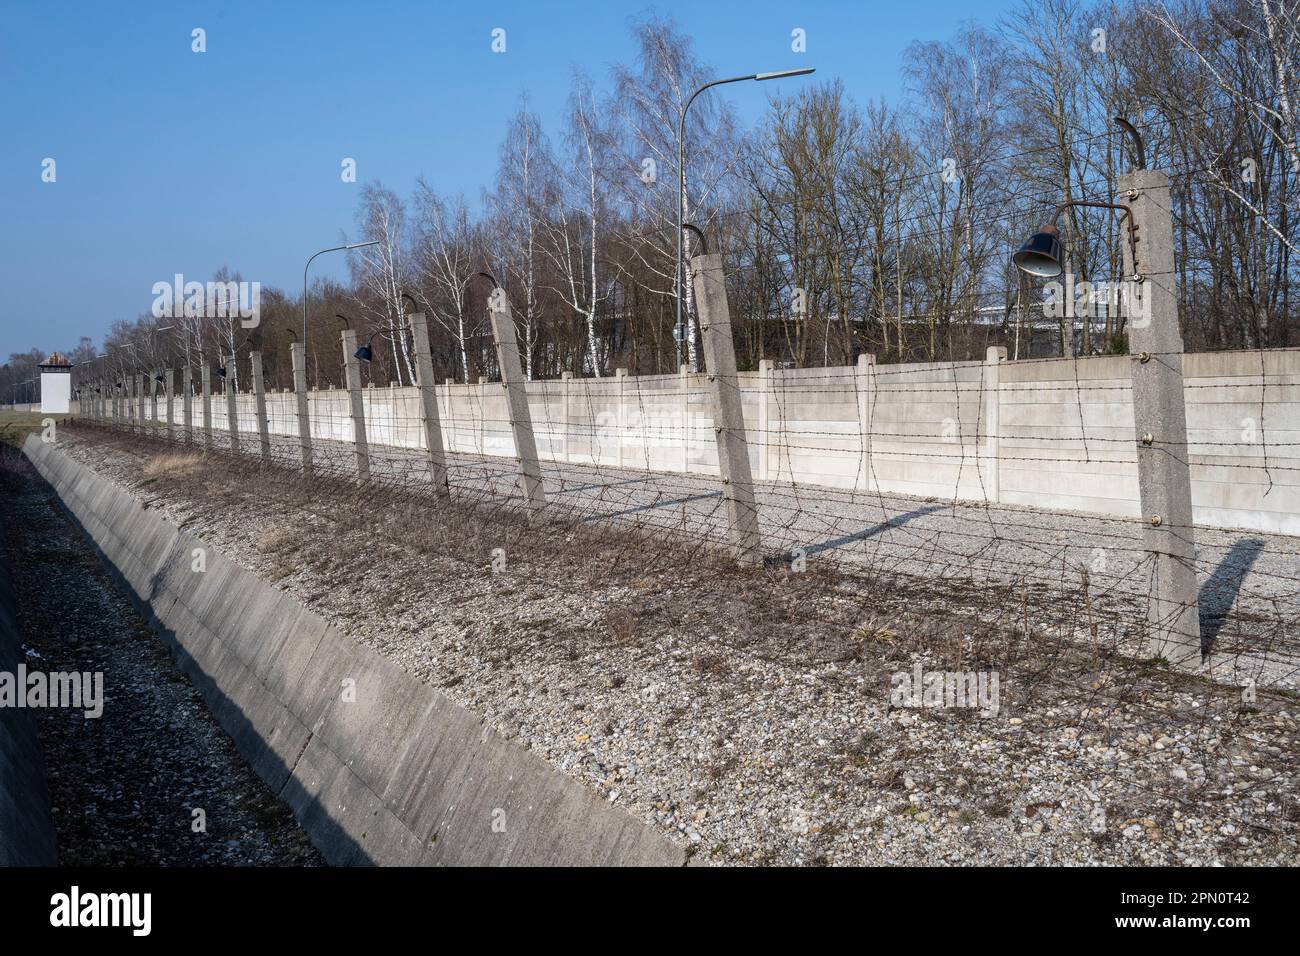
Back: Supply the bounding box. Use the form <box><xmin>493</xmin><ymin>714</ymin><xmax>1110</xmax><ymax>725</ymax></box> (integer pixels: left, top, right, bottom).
<box><xmin>1012</xmin><ymin>227</ymin><xmax>1063</xmax><ymax>278</ymax></box>
<box><xmin>354</xmin><ymin>345</ymin><xmax>373</xmax><ymax>363</ymax></box>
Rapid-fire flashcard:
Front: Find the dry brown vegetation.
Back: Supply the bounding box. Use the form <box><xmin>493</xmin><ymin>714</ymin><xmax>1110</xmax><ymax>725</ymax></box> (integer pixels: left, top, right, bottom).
<box><xmin>141</xmin><ymin>453</ymin><xmax>203</xmax><ymax>482</ymax></box>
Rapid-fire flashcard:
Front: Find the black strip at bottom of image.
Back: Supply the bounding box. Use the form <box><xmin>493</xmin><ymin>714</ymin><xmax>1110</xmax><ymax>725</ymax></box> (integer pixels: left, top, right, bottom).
<box><xmin>0</xmin><ymin>866</ymin><xmax>1273</xmax><ymax>941</ymax></box>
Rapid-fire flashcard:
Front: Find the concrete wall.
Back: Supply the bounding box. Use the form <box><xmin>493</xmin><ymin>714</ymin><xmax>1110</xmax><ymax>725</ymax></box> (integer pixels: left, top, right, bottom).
<box><xmin>78</xmin><ymin>347</ymin><xmax>1300</xmax><ymax>535</ymax></box>
<box><xmin>24</xmin><ymin>437</ymin><xmax>684</xmax><ymax>867</ymax></box>
<box><xmin>0</xmin><ymin>502</ymin><xmax>59</xmax><ymax>866</ymax></box>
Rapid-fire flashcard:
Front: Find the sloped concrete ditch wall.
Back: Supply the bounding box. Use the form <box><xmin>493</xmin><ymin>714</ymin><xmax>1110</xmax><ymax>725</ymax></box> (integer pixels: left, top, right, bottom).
<box><xmin>0</xmin><ymin>503</ymin><xmax>59</xmax><ymax>865</ymax></box>
<box><xmin>24</xmin><ymin>436</ymin><xmax>684</xmax><ymax>866</ymax></box>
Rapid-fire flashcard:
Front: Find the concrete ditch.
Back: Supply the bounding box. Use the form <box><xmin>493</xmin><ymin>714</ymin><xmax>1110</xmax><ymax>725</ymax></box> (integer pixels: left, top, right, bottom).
<box><xmin>23</xmin><ymin>435</ymin><xmax>685</xmax><ymax>866</ymax></box>
<box><xmin>0</xmin><ymin>501</ymin><xmax>59</xmax><ymax>866</ymax></box>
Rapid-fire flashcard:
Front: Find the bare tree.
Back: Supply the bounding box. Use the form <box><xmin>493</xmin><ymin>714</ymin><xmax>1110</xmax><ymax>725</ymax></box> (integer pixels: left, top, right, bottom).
<box><xmin>542</xmin><ymin>72</ymin><xmax>616</xmax><ymax>376</ymax></box>
<box><xmin>350</xmin><ymin>183</ymin><xmax>416</xmax><ymax>385</ymax></box>
<box><xmin>488</xmin><ymin>101</ymin><xmax>554</xmax><ymax>379</ymax></box>
<box><xmin>412</xmin><ymin>184</ymin><xmax>479</xmax><ymax>383</ymax></box>
<box><xmin>610</xmin><ymin>15</ymin><xmax>742</xmax><ymax>370</ymax></box>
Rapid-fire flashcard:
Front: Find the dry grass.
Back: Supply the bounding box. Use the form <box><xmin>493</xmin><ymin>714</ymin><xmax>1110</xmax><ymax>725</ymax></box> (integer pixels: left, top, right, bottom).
<box><xmin>141</xmin><ymin>453</ymin><xmax>203</xmax><ymax>481</ymax></box>
<box><xmin>604</xmin><ymin>606</ymin><xmax>644</xmax><ymax>646</ymax></box>
<box><xmin>255</xmin><ymin>527</ymin><xmax>298</xmax><ymax>554</ymax></box>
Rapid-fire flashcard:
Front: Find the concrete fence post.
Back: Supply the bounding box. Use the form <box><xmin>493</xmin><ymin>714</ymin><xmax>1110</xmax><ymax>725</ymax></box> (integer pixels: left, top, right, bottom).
<box><xmin>561</xmin><ymin>371</ymin><xmax>573</xmax><ymax>463</ymax></box>
<box><xmin>341</xmin><ymin>330</ymin><xmax>370</xmax><ymax>483</ymax></box>
<box><xmin>201</xmin><ymin>364</ymin><xmax>213</xmax><ymax>451</ymax></box>
<box><xmin>250</xmin><ymin>350</ymin><xmax>272</xmax><ymax>463</ymax></box>
<box><xmin>1122</xmin><ymin>167</ymin><xmax>1201</xmax><ymax>665</ymax></box>
<box><xmin>291</xmin><ymin>343</ymin><xmax>313</xmax><ymax>477</ymax></box>
<box><xmin>758</xmin><ymin>359</ymin><xmax>774</xmax><ymax>481</ymax></box>
<box><xmin>164</xmin><ymin>368</ymin><xmax>175</xmax><ymax>441</ymax></box>
<box><xmin>486</xmin><ymin>289</ymin><xmax>547</xmax><ymax>516</ymax></box>
<box><xmin>690</xmin><ymin>251</ymin><xmax>762</xmax><ymax>566</ymax></box>
<box><xmin>224</xmin><ymin>355</ymin><xmax>240</xmax><ymax>454</ymax></box>
<box><xmin>855</xmin><ymin>354</ymin><xmax>877</xmax><ymax>493</ymax></box>
<box><xmin>616</xmin><ymin>367</ymin><xmax>628</xmax><ymax>469</ymax></box>
<box><xmin>182</xmin><ymin>366</ymin><xmax>193</xmax><ymax>444</ymax></box>
<box><xmin>134</xmin><ymin>374</ymin><xmax>144</xmax><ymax>431</ymax></box>
<box><xmin>981</xmin><ymin>346</ymin><xmax>1005</xmax><ymax>503</ymax></box>
<box><xmin>680</xmin><ymin>364</ymin><xmax>690</xmax><ymax>473</ymax></box>
<box><xmin>407</xmin><ymin>313</ymin><xmax>450</xmax><ymax>499</ymax></box>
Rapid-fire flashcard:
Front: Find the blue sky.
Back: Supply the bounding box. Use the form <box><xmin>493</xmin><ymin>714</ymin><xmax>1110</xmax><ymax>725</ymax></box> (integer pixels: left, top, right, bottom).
<box><xmin>1</xmin><ymin>0</ymin><xmax>1007</xmax><ymax>358</ymax></box>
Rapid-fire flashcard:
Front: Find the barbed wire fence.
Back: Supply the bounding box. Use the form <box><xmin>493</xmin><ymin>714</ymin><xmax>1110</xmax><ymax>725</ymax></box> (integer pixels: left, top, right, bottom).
<box><xmin>63</xmin><ymin>222</ymin><xmax>1300</xmax><ymax>833</ymax></box>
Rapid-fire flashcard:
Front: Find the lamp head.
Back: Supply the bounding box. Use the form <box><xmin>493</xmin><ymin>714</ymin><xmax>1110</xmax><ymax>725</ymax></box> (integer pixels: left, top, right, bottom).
<box><xmin>354</xmin><ymin>345</ymin><xmax>373</xmax><ymax>363</ymax></box>
<box><xmin>216</xmin><ymin>366</ymin><xmax>227</xmax><ymax>378</ymax></box>
<box><xmin>1012</xmin><ymin>224</ymin><xmax>1063</xmax><ymax>278</ymax></box>
<box><xmin>755</xmin><ymin>68</ymin><xmax>816</xmax><ymax>81</ymax></box>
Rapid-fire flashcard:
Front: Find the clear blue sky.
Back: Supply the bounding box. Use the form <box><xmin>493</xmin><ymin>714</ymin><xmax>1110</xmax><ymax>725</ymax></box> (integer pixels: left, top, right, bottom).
<box><xmin>1</xmin><ymin>0</ymin><xmax>1007</xmax><ymax>358</ymax></box>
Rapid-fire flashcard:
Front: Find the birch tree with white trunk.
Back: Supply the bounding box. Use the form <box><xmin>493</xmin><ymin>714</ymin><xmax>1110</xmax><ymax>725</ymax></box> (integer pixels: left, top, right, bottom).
<box><xmin>412</xmin><ymin>183</ymin><xmax>479</xmax><ymax>383</ymax></box>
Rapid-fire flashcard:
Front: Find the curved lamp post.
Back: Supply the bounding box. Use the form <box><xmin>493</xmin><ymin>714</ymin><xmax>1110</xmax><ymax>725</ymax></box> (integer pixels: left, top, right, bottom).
<box><xmin>1012</xmin><ymin>118</ymin><xmax>1147</xmax><ymax>280</ymax></box>
<box><xmin>675</xmin><ymin>67</ymin><xmax>815</xmax><ymax>366</ymax></box>
<box><xmin>302</xmin><ymin>241</ymin><xmax>381</xmax><ymax>342</ymax></box>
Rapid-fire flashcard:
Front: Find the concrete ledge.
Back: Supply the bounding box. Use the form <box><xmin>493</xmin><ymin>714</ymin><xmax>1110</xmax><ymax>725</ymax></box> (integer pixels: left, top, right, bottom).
<box><xmin>0</xmin><ymin>488</ymin><xmax>59</xmax><ymax>866</ymax></box>
<box><xmin>23</xmin><ymin>436</ymin><xmax>684</xmax><ymax>867</ymax></box>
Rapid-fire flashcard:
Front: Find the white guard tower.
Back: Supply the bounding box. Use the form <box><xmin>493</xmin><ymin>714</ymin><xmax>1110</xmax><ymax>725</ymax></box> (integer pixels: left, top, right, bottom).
<box><xmin>38</xmin><ymin>352</ymin><xmax>72</xmax><ymax>413</ymax></box>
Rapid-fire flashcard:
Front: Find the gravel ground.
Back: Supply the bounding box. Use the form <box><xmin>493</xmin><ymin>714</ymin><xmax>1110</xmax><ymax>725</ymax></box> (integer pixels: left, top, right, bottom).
<box><xmin>0</xmin><ymin>447</ymin><xmax>323</xmax><ymax>866</ymax></box>
<box><xmin>131</xmin><ymin>421</ymin><xmax>1300</xmax><ymax>686</ymax></box>
<box><xmin>47</xmin><ymin>426</ymin><xmax>1300</xmax><ymax>866</ymax></box>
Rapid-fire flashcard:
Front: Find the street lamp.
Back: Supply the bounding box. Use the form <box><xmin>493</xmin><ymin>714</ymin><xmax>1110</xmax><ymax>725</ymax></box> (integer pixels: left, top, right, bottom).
<box><xmin>110</xmin><ymin>342</ymin><xmax>139</xmax><ymax>375</ymax></box>
<box><xmin>1011</xmin><ymin>200</ymin><xmax>1138</xmax><ymax>279</ymax></box>
<box><xmin>302</xmin><ymin>241</ymin><xmax>381</xmax><ymax>342</ymax></box>
<box><xmin>354</xmin><ymin>337</ymin><xmax>376</xmax><ymax>363</ymax></box>
<box><xmin>675</xmin><ymin>67</ymin><xmax>815</xmax><ymax>366</ymax></box>
<box><xmin>1013</xmin><ymin>118</ymin><xmax>1147</xmax><ymax>281</ymax></box>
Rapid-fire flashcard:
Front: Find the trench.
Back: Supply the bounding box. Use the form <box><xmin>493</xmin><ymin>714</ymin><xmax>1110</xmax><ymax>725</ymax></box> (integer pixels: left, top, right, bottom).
<box><xmin>0</xmin><ymin>446</ymin><xmax>322</xmax><ymax>865</ymax></box>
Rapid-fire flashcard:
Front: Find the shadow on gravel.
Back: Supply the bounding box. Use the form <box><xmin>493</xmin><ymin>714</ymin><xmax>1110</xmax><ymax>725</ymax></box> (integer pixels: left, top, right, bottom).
<box><xmin>1199</xmin><ymin>537</ymin><xmax>1266</xmax><ymax>652</ymax></box>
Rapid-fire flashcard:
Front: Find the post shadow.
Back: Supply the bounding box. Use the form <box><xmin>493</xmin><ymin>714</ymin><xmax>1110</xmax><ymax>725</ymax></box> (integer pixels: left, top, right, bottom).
<box><xmin>1198</xmin><ymin>537</ymin><xmax>1265</xmax><ymax>652</ymax></box>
